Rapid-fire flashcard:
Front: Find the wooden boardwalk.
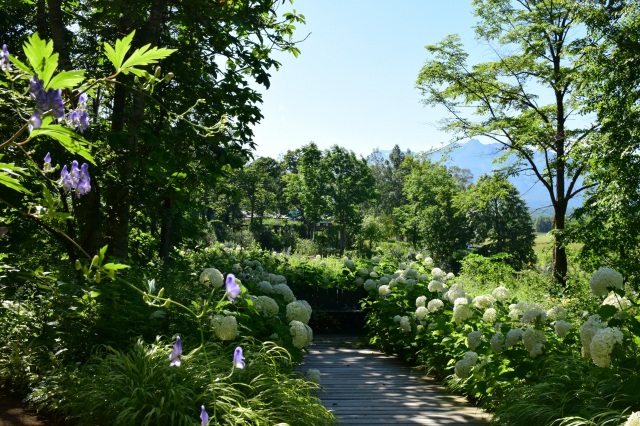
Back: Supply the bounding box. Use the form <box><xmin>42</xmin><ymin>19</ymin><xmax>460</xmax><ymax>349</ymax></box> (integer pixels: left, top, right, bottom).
<box><xmin>302</xmin><ymin>335</ymin><xmax>490</xmax><ymax>425</ymax></box>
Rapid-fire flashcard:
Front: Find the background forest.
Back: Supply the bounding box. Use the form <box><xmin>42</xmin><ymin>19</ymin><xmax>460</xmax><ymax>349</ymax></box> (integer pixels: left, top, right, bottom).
<box><xmin>3</xmin><ymin>0</ymin><xmax>640</xmax><ymax>425</ymax></box>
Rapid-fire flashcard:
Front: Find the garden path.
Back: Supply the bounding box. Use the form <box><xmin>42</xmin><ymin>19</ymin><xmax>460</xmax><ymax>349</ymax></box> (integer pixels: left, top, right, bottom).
<box><xmin>302</xmin><ymin>335</ymin><xmax>490</xmax><ymax>426</ymax></box>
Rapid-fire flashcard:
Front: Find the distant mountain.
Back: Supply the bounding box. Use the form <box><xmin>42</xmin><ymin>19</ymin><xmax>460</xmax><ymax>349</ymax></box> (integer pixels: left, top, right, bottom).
<box><xmin>374</xmin><ymin>139</ymin><xmax>583</xmax><ymax>214</ymax></box>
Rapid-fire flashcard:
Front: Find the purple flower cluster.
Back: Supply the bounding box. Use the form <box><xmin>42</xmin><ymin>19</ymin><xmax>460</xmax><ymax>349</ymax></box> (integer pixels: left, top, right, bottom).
<box><xmin>169</xmin><ymin>336</ymin><xmax>182</xmax><ymax>367</ymax></box>
<box><xmin>67</xmin><ymin>93</ymin><xmax>90</xmax><ymax>133</ymax></box>
<box><xmin>1</xmin><ymin>44</ymin><xmax>10</xmax><ymax>71</ymax></box>
<box><xmin>60</xmin><ymin>159</ymin><xmax>91</xmax><ymax>197</ymax></box>
<box><xmin>29</xmin><ymin>74</ymin><xmax>64</xmax><ymax>131</ymax></box>
<box><xmin>200</xmin><ymin>406</ymin><xmax>209</xmax><ymax>426</ymax></box>
<box><xmin>225</xmin><ymin>274</ymin><xmax>241</xmax><ymax>301</ymax></box>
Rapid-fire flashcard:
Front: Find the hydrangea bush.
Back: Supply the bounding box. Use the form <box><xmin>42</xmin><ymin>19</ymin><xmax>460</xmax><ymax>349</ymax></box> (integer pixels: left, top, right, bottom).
<box><xmin>361</xmin><ymin>253</ymin><xmax>640</xmax><ymax>425</ymax></box>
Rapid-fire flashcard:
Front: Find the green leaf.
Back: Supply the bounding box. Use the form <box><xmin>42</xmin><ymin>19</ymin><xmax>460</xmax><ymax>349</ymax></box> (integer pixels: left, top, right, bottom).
<box><xmin>104</xmin><ymin>31</ymin><xmax>135</xmax><ymax>72</ymax></box>
<box><xmin>120</xmin><ymin>44</ymin><xmax>177</xmax><ymax>75</ymax></box>
<box><xmin>0</xmin><ymin>170</ymin><xmax>31</xmax><ymax>194</ymax></box>
<box><xmin>598</xmin><ymin>304</ymin><xmax>618</xmax><ymax>321</ymax></box>
<box><xmin>29</xmin><ymin>118</ymin><xmax>95</xmax><ymax>165</ymax></box>
<box><xmin>102</xmin><ymin>263</ymin><xmax>130</xmax><ymax>271</ymax></box>
<box><xmin>22</xmin><ymin>33</ymin><xmax>59</xmax><ymax>88</ymax></box>
<box><xmin>48</xmin><ymin>70</ymin><xmax>86</xmax><ymax>90</ymax></box>
<box><xmin>0</xmin><ymin>158</ymin><xmax>30</xmax><ymax>194</ymax></box>
<box><xmin>9</xmin><ymin>55</ymin><xmax>32</xmax><ymax>74</ymax></box>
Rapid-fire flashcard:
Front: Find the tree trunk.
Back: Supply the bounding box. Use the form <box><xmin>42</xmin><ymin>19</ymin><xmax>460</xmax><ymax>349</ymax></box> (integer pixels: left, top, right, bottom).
<box><xmin>47</xmin><ymin>0</ymin><xmax>72</xmax><ymax>71</ymax></box>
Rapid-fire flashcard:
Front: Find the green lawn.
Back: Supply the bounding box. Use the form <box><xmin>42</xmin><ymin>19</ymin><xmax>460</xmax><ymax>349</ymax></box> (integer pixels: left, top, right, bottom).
<box><xmin>534</xmin><ymin>232</ymin><xmax>582</xmax><ymax>254</ymax></box>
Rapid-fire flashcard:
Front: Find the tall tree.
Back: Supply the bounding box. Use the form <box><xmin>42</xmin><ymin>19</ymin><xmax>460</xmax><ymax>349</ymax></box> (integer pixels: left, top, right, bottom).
<box><xmin>456</xmin><ymin>174</ymin><xmax>536</xmax><ymax>270</ymax></box>
<box><xmin>416</xmin><ymin>0</ymin><xmax>597</xmax><ymax>284</ymax></box>
<box><xmin>400</xmin><ymin>157</ymin><xmax>470</xmax><ymax>267</ymax></box>
<box><xmin>282</xmin><ymin>143</ymin><xmax>327</xmax><ymax>239</ymax></box>
<box><xmin>571</xmin><ymin>1</ymin><xmax>640</xmax><ymax>279</ymax></box>
<box><xmin>322</xmin><ymin>146</ymin><xmax>377</xmax><ymax>254</ymax></box>
<box><xmin>1</xmin><ymin>1</ymin><xmax>305</xmax><ymax>261</ymax></box>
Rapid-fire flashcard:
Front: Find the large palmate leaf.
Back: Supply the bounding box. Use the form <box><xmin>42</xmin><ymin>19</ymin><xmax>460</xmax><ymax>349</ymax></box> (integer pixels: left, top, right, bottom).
<box><xmin>104</xmin><ymin>31</ymin><xmax>176</xmax><ymax>76</ymax></box>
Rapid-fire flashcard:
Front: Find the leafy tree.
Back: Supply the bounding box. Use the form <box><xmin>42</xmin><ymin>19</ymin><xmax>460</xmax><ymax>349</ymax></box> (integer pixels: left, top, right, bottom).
<box><xmin>456</xmin><ymin>174</ymin><xmax>536</xmax><ymax>270</ymax></box>
<box><xmin>1</xmin><ymin>1</ymin><xmax>305</xmax><ymax>261</ymax></box>
<box><xmin>282</xmin><ymin>143</ymin><xmax>327</xmax><ymax>239</ymax></box>
<box><xmin>235</xmin><ymin>156</ymin><xmax>283</xmax><ymax>224</ymax></box>
<box><xmin>367</xmin><ymin>144</ymin><xmax>409</xmax><ymax>216</ymax></box>
<box><xmin>399</xmin><ymin>157</ymin><xmax>470</xmax><ymax>267</ymax></box>
<box><xmin>534</xmin><ymin>215</ymin><xmax>553</xmax><ymax>233</ymax></box>
<box><xmin>571</xmin><ymin>1</ymin><xmax>640</xmax><ymax>279</ymax></box>
<box><xmin>322</xmin><ymin>145</ymin><xmax>377</xmax><ymax>254</ymax></box>
<box><xmin>416</xmin><ymin>0</ymin><xmax>598</xmax><ymax>284</ymax></box>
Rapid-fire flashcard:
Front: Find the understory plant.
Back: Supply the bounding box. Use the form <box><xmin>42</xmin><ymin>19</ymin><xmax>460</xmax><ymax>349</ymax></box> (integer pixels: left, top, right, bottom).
<box><xmin>0</xmin><ymin>33</ymin><xmax>332</xmax><ymax>425</ymax></box>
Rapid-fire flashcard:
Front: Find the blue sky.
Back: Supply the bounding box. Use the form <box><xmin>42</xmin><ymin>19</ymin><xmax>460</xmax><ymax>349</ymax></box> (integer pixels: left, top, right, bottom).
<box><xmin>251</xmin><ymin>1</ymin><xmax>486</xmax><ymax>160</ymax></box>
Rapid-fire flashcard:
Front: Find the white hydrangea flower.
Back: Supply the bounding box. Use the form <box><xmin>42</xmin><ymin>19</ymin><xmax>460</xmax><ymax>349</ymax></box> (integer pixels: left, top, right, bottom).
<box><xmin>521</xmin><ymin>308</ymin><xmax>547</xmax><ymax>325</ymax></box>
<box><xmin>624</xmin><ymin>412</ymin><xmax>640</xmax><ymax>426</ymax></box>
<box><xmin>371</xmin><ymin>256</ymin><xmax>381</xmax><ymax>264</ymax></box>
<box><xmin>364</xmin><ymin>279</ymin><xmax>377</xmax><ymax>291</ymax></box>
<box><xmin>590</xmin><ymin>267</ymin><xmax>624</xmax><ymax>297</ymax></box>
<box><xmin>256</xmin><ymin>280</ymin><xmax>274</xmax><ymax>294</ymax></box>
<box><xmin>483</xmin><ymin>308</ymin><xmax>497</xmax><ymax>324</ymax></box>
<box><xmin>199</xmin><ymin>268</ymin><xmax>224</xmax><ymax>288</ymax></box>
<box><xmin>431</xmin><ymin>267</ymin><xmax>446</xmax><ymax>280</ymax></box>
<box><xmin>393</xmin><ymin>315</ymin><xmax>402</xmax><ymax>323</ymax></box>
<box><xmin>508</xmin><ymin>302</ymin><xmax>543</xmax><ymax>322</ymax></box>
<box><xmin>255</xmin><ymin>295</ymin><xmax>279</xmax><ymax>316</ymax></box>
<box><xmin>454</xmin><ymin>351</ymin><xmax>478</xmax><ymax>379</ymax></box>
<box><xmin>212</xmin><ymin>315</ymin><xmax>238</xmax><ymax>341</ymax></box>
<box><xmin>428</xmin><ymin>280</ymin><xmax>445</xmax><ymax>293</ymax></box>
<box><xmin>273</xmin><ymin>283</ymin><xmax>296</xmax><ymax>303</ymax></box>
<box><xmin>453</xmin><ymin>297</ymin><xmax>473</xmax><ymax>324</ymax></box>
<box><xmin>416</xmin><ymin>295</ymin><xmax>427</xmax><ymax>308</ymax></box>
<box><xmin>343</xmin><ymin>259</ymin><xmax>356</xmax><ymax>271</ymax></box>
<box><xmin>490</xmin><ymin>332</ymin><xmax>505</xmax><ymax>354</ymax></box>
<box><xmin>286</xmin><ymin>300</ymin><xmax>312</xmax><ymax>324</ymax></box>
<box><xmin>289</xmin><ymin>320</ymin><xmax>313</xmax><ymax>349</ymax></box>
<box><xmin>602</xmin><ymin>293</ymin><xmax>632</xmax><ymax>310</ymax></box>
<box><xmin>379</xmin><ymin>275</ymin><xmax>390</xmax><ymax>285</ymax></box>
<box><xmin>415</xmin><ymin>253</ymin><xmax>424</xmax><ymax>261</ymax></box>
<box><xmin>523</xmin><ymin>328</ymin><xmax>546</xmax><ymax>357</ymax></box>
<box><xmin>445</xmin><ymin>272</ymin><xmax>455</xmax><ymax>281</ymax></box>
<box><xmin>505</xmin><ymin>328</ymin><xmax>524</xmax><ymax>348</ymax></box>
<box><xmin>232</xmin><ymin>263</ymin><xmax>242</xmax><ymax>273</ymax></box>
<box><xmin>492</xmin><ymin>286</ymin><xmax>511</xmax><ymax>302</ymax></box>
<box><xmin>467</xmin><ymin>330</ymin><xmax>483</xmax><ymax>350</ymax></box>
<box><xmin>473</xmin><ymin>294</ymin><xmax>495</xmax><ymax>309</ymax></box>
<box><xmin>415</xmin><ymin>306</ymin><xmax>428</xmax><ymax>321</ymax></box>
<box><xmin>405</xmin><ymin>269</ymin><xmax>419</xmax><ymax>279</ymax></box>
<box><xmin>546</xmin><ymin>306</ymin><xmax>567</xmax><ymax>321</ymax></box>
<box><xmin>379</xmin><ymin>285</ymin><xmax>391</xmax><ymax>297</ymax></box>
<box><xmin>590</xmin><ymin>327</ymin><xmax>623</xmax><ymax>368</ymax></box>
<box><xmin>580</xmin><ymin>314</ymin><xmax>607</xmax><ymax>358</ymax></box>
<box><xmin>447</xmin><ymin>284</ymin><xmax>466</xmax><ymax>303</ymax></box>
<box><xmin>554</xmin><ymin>320</ymin><xmax>572</xmax><ymax>338</ymax></box>
<box><xmin>369</xmin><ymin>271</ymin><xmax>379</xmax><ymax>279</ymax></box>
<box><xmin>398</xmin><ymin>262</ymin><xmax>407</xmax><ymax>270</ymax></box>
<box><xmin>427</xmin><ymin>299</ymin><xmax>444</xmax><ymax>313</ymax></box>
<box><xmin>354</xmin><ymin>277</ymin><xmax>364</xmax><ymax>287</ymax></box>
<box><xmin>395</xmin><ymin>276</ymin><xmax>406</xmax><ymax>285</ymax></box>
<box><xmin>424</xmin><ymin>257</ymin><xmax>433</xmax><ymax>266</ymax></box>
<box><xmin>418</xmin><ymin>273</ymin><xmax>429</xmax><ymax>281</ymax></box>
<box><xmin>307</xmin><ymin>369</ymin><xmax>321</xmax><ymax>384</ymax></box>
<box><xmin>399</xmin><ymin>316</ymin><xmax>411</xmax><ymax>332</ymax></box>
<box><xmin>358</xmin><ymin>267</ymin><xmax>370</xmax><ymax>277</ymax></box>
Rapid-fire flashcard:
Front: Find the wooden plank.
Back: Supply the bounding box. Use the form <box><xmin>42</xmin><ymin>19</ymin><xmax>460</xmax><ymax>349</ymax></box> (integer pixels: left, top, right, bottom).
<box><xmin>301</xmin><ymin>335</ymin><xmax>491</xmax><ymax>425</ymax></box>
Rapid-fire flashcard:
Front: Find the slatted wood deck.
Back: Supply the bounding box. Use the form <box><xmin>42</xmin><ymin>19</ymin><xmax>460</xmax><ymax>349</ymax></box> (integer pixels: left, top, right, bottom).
<box><xmin>302</xmin><ymin>335</ymin><xmax>490</xmax><ymax>425</ymax></box>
